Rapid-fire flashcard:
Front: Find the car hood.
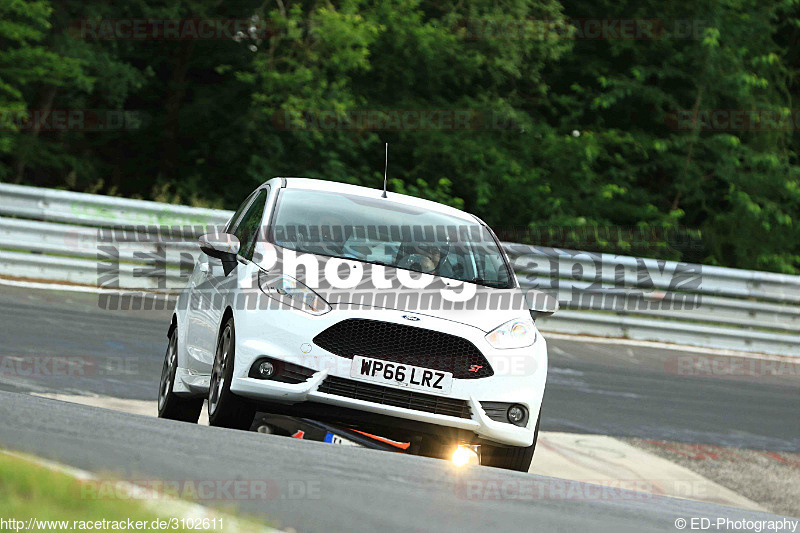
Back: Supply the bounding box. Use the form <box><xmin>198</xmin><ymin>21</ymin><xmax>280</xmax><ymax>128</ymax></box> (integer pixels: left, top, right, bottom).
<box><xmin>328</xmin><ymin>300</ymin><xmax>530</xmax><ymax>334</ymax></box>
<box><xmin>255</xmin><ymin>248</ymin><xmax>533</xmax><ymax>333</ymax></box>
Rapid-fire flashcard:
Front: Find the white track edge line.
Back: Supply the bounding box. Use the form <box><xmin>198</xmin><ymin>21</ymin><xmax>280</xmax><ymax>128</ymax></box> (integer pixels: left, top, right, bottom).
<box><xmin>541</xmin><ymin>332</ymin><xmax>798</xmax><ymax>362</ymax></box>
<box><xmin>0</xmin><ymin>277</ymin><xmax>176</xmax><ymax>296</ymax></box>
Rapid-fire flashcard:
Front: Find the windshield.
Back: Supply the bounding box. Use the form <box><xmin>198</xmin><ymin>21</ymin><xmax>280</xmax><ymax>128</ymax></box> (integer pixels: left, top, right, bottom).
<box><xmin>270</xmin><ymin>189</ymin><xmax>513</xmax><ymax>288</ymax></box>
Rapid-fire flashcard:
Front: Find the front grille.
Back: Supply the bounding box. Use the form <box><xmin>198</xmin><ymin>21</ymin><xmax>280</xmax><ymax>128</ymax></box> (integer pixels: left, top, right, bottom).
<box><xmin>480</xmin><ymin>402</ymin><xmax>510</xmax><ymax>423</ymax></box>
<box><xmin>312</xmin><ymin>319</ymin><xmax>493</xmax><ymax>379</ymax></box>
<box><xmin>318</xmin><ymin>376</ymin><xmax>472</xmax><ymax>419</ymax></box>
<box><xmin>276</xmin><ymin>362</ymin><xmax>317</xmax><ymax>384</ymax></box>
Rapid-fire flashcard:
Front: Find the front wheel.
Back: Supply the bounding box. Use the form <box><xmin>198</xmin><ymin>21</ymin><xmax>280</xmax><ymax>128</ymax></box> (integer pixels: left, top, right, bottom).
<box><xmin>480</xmin><ymin>409</ymin><xmax>541</xmax><ymax>472</ymax></box>
<box><xmin>158</xmin><ymin>328</ymin><xmax>203</xmax><ymax>423</ymax></box>
<box><xmin>208</xmin><ymin>317</ymin><xmax>256</xmax><ymax>430</ymax></box>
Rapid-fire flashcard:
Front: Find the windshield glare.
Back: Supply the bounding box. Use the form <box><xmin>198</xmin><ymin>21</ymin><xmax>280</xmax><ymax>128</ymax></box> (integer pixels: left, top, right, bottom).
<box><xmin>270</xmin><ymin>189</ymin><xmax>513</xmax><ymax>288</ymax></box>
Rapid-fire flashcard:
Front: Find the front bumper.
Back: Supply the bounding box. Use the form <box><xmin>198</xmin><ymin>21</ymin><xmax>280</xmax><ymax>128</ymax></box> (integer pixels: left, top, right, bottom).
<box><xmin>230</xmin><ymin>304</ymin><xmax>548</xmax><ymax>447</ymax></box>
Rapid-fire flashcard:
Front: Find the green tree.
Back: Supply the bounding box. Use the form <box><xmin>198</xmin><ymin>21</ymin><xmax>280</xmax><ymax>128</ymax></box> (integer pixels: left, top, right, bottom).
<box><xmin>1</xmin><ymin>0</ymin><xmax>798</xmax><ymax>273</ymax></box>
<box><xmin>0</xmin><ymin>0</ymin><xmax>85</xmax><ymax>179</ymax></box>
<box><xmin>533</xmin><ymin>0</ymin><xmax>800</xmax><ymax>271</ymax></box>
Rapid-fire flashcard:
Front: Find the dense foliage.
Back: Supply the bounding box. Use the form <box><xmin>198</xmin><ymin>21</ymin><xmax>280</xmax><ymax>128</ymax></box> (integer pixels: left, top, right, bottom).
<box><xmin>1</xmin><ymin>0</ymin><xmax>798</xmax><ymax>272</ymax></box>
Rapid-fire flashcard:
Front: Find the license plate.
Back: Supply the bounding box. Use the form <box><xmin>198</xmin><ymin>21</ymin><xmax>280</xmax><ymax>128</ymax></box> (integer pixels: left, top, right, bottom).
<box><xmin>324</xmin><ymin>432</ymin><xmax>359</xmax><ymax>446</ymax></box>
<box><xmin>350</xmin><ymin>356</ymin><xmax>453</xmax><ymax>394</ymax></box>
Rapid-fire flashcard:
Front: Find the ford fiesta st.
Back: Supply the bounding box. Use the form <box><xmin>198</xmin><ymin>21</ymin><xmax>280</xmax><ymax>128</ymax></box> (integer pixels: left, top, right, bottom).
<box><xmin>158</xmin><ymin>177</ymin><xmax>557</xmax><ymax>471</ymax></box>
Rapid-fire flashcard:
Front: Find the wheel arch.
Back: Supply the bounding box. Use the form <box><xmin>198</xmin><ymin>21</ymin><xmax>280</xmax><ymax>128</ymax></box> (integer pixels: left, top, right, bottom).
<box><xmin>168</xmin><ymin>314</ymin><xmax>178</xmax><ymax>339</ymax></box>
<box><xmin>219</xmin><ymin>306</ymin><xmax>234</xmax><ymax>337</ymax></box>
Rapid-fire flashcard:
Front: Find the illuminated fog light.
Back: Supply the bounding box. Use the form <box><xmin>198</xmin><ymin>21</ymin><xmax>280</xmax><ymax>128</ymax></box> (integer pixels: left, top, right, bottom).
<box><xmin>258</xmin><ymin>361</ymin><xmax>275</xmax><ymax>378</ymax></box>
<box><xmin>451</xmin><ymin>445</ymin><xmax>480</xmax><ymax>467</ymax></box>
<box><xmin>507</xmin><ymin>405</ymin><xmax>526</xmax><ymax>425</ymax></box>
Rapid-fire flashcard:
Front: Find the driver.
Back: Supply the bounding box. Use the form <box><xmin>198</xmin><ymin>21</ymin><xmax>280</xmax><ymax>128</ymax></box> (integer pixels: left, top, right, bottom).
<box><xmin>407</xmin><ymin>240</ymin><xmax>454</xmax><ymax>277</ymax></box>
<box><xmin>409</xmin><ymin>243</ymin><xmax>441</xmax><ymax>273</ymax></box>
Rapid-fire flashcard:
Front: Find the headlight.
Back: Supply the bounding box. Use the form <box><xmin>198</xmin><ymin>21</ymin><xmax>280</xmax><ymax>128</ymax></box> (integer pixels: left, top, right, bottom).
<box><xmin>485</xmin><ymin>318</ymin><xmax>536</xmax><ymax>349</ymax></box>
<box><xmin>258</xmin><ymin>271</ymin><xmax>331</xmax><ymax>315</ymax></box>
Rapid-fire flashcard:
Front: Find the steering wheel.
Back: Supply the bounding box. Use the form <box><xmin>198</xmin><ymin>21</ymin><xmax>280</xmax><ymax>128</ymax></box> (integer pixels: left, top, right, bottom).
<box><xmin>396</xmin><ymin>253</ymin><xmax>436</xmax><ymax>273</ymax></box>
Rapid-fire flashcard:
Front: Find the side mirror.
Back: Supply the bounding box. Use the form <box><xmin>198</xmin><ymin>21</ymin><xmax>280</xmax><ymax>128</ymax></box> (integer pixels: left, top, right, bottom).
<box><xmin>198</xmin><ymin>233</ymin><xmax>240</xmax><ymax>276</ymax></box>
<box><xmin>526</xmin><ymin>289</ymin><xmax>559</xmax><ymax>320</ymax></box>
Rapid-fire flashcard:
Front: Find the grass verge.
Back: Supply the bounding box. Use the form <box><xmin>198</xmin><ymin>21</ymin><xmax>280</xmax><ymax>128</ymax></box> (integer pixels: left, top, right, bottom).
<box><xmin>0</xmin><ymin>450</ymin><xmax>274</xmax><ymax>531</ymax></box>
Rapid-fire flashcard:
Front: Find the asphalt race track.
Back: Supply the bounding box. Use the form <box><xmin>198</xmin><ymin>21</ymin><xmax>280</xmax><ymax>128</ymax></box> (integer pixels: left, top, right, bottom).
<box><xmin>1</xmin><ymin>284</ymin><xmax>797</xmax><ymax>451</ymax></box>
<box><xmin>0</xmin><ymin>283</ymin><xmax>798</xmax><ymax>530</ymax></box>
<box><xmin>0</xmin><ymin>391</ymin><xmax>793</xmax><ymax>532</ymax></box>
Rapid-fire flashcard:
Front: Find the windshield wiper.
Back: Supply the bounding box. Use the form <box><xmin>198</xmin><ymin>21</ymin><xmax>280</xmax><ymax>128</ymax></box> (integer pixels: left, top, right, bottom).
<box><xmin>333</xmin><ymin>258</ymin><xmax>510</xmax><ymax>289</ymax></box>
<box><xmin>468</xmin><ymin>277</ymin><xmax>509</xmax><ymax>289</ymax></box>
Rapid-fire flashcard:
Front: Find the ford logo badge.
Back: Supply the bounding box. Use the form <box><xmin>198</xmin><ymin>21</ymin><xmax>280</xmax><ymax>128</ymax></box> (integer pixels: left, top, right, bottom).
<box><xmin>402</xmin><ymin>315</ymin><xmax>420</xmax><ymax>321</ymax></box>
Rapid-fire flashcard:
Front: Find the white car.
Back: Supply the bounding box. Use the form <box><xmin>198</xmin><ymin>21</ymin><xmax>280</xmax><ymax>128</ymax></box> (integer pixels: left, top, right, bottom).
<box><xmin>158</xmin><ymin>177</ymin><xmax>557</xmax><ymax>471</ymax></box>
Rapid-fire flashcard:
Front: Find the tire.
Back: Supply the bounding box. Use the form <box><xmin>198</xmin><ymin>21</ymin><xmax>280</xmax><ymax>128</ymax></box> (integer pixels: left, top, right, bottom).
<box><xmin>480</xmin><ymin>409</ymin><xmax>541</xmax><ymax>472</ymax></box>
<box><xmin>158</xmin><ymin>328</ymin><xmax>203</xmax><ymax>423</ymax></box>
<box><xmin>208</xmin><ymin>317</ymin><xmax>256</xmax><ymax>430</ymax></box>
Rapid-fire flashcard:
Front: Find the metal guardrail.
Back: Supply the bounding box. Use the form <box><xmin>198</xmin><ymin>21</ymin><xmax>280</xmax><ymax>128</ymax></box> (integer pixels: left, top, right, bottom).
<box><xmin>0</xmin><ymin>250</ymin><xmax>188</xmax><ymax>289</ymax></box>
<box><xmin>0</xmin><ymin>182</ymin><xmax>231</xmax><ymax>228</ymax></box>
<box><xmin>538</xmin><ymin>311</ymin><xmax>800</xmax><ymax>355</ymax></box>
<box><xmin>505</xmin><ymin>244</ymin><xmax>800</xmax><ymax>303</ymax></box>
<box><xmin>0</xmin><ymin>216</ymin><xmax>199</xmax><ymax>259</ymax></box>
<box><xmin>0</xmin><ymin>183</ymin><xmax>798</xmax><ymax>356</ymax></box>
<box><xmin>507</xmin><ymin>245</ymin><xmax>800</xmax><ymax>355</ymax></box>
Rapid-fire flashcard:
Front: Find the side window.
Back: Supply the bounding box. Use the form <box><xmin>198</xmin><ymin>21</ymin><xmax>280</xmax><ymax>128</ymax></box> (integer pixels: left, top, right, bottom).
<box><xmin>226</xmin><ymin>190</ymin><xmax>258</xmax><ymax>233</ymax></box>
<box><xmin>233</xmin><ymin>189</ymin><xmax>268</xmax><ymax>260</ymax></box>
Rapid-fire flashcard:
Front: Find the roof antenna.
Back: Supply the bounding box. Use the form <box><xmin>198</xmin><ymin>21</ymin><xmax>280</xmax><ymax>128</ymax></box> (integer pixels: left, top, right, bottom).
<box><xmin>381</xmin><ymin>142</ymin><xmax>388</xmax><ymax>198</ymax></box>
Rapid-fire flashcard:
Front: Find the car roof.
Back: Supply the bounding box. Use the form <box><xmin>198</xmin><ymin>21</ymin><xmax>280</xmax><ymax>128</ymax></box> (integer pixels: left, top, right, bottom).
<box><xmin>271</xmin><ymin>177</ymin><xmax>478</xmax><ymax>223</ymax></box>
